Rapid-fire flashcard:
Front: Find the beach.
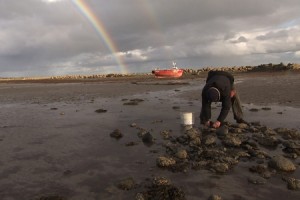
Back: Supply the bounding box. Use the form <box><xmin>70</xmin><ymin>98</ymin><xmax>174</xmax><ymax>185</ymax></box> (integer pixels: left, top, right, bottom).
<box><xmin>0</xmin><ymin>71</ymin><xmax>299</xmax><ymax>200</ymax></box>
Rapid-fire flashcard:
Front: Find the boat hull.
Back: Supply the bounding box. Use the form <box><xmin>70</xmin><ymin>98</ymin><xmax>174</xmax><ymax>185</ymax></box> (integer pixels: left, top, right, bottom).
<box><xmin>152</xmin><ymin>69</ymin><xmax>183</xmax><ymax>78</ymax></box>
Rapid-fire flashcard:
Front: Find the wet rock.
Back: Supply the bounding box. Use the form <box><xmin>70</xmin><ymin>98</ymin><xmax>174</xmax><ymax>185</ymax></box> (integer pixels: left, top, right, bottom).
<box><xmin>123</xmin><ymin>101</ymin><xmax>139</xmax><ymax>105</ymax></box>
<box><xmin>236</xmin><ymin>123</ymin><xmax>249</xmax><ymax>129</ymax></box>
<box><xmin>142</xmin><ymin>132</ymin><xmax>154</xmax><ymax>145</ymax></box>
<box><xmin>249</xmin><ymin>164</ymin><xmax>272</xmax><ymax>179</ymax></box>
<box><xmin>256</xmin><ymin>135</ymin><xmax>279</xmax><ymax>148</ymax></box>
<box><xmin>125</xmin><ymin>141</ymin><xmax>139</xmax><ymax>146</ymax></box>
<box><xmin>175</xmin><ymin>149</ymin><xmax>188</xmax><ymax>160</ymax></box>
<box><xmin>203</xmin><ymin>135</ymin><xmax>217</xmax><ymax>146</ymax></box>
<box><xmin>189</xmin><ymin>137</ymin><xmax>202</xmax><ymax>147</ymax></box>
<box><xmin>282</xmin><ymin>140</ymin><xmax>300</xmax><ymax>156</ymax></box>
<box><xmin>222</xmin><ymin>135</ymin><xmax>242</xmax><ymax>147</ymax></box>
<box><xmin>263</xmin><ymin>128</ymin><xmax>277</xmax><ymax>136</ymax></box>
<box><xmin>282</xmin><ymin>177</ymin><xmax>300</xmax><ymax>190</ymax></box>
<box><xmin>192</xmin><ymin>161</ymin><xmax>209</xmax><ymax>170</ymax></box>
<box><xmin>236</xmin><ymin>151</ymin><xmax>251</xmax><ymax>159</ymax></box>
<box><xmin>185</xmin><ymin>128</ymin><xmax>201</xmax><ymax>140</ymax></box>
<box><xmin>110</xmin><ymin>129</ymin><xmax>123</xmax><ymax>139</ymax></box>
<box><xmin>216</xmin><ymin>126</ymin><xmax>228</xmax><ymax>137</ymax></box>
<box><xmin>222</xmin><ymin>156</ymin><xmax>239</xmax><ymax>166</ymax></box>
<box><xmin>123</xmin><ymin>98</ymin><xmax>144</xmax><ymax>106</ymax></box>
<box><xmin>138</xmin><ymin>177</ymin><xmax>185</xmax><ymax>200</ymax></box>
<box><xmin>209</xmin><ymin>162</ymin><xmax>229</xmax><ymax>174</ymax></box>
<box><xmin>250</xmin><ymin>121</ymin><xmax>261</xmax><ymax>126</ymax></box>
<box><xmin>230</xmin><ymin>127</ymin><xmax>243</xmax><ymax>134</ymax></box>
<box><xmin>247</xmin><ymin>176</ymin><xmax>267</xmax><ymax>185</ymax></box>
<box><xmin>172</xmin><ymin>106</ymin><xmax>180</xmax><ymax>110</ymax></box>
<box><xmin>275</xmin><ymin>128</ymin><xmax>300</xmax><ymax>140</ymax></box>
<box><xmin>161</xmin><ymin>130</ymin><xmax>172</xmax><ymax>140</ymax></box>
<box><xmin>255</xmin><ymin>150</ymin><xmax>269</xmax><ymax>159</ymax></box>
<box><xmin>117</xmin><ymin>177</ymin><xmax>136</xmax><ymax>190</ymax></box>
<box><xmin>135</xmin><ymin>193</ymin><xmax>145</xmax><ymax>200</ymax></box>
<box><xmin>152</xmin><ymin>176</ymin><xmax>171</xmax><ymax>186</ymax></box>
<box><xmin>157</xmin><ymin>156</ymin><xmax>176</xmax><ymax>167</ymax></box>
<box><xmin>138</xmin><ymin>130</ymin><xmax>148</xmax><ymax>138</ymax></box>
<box><xmin>95</xmin><ymin>108</ymin><xmax>107</xmax><ymax>113</ymax></box>
<box><xmin>208</xmin><ymin>194</ymin><xmax>222</xmax><ymax>200</ymax></box>
<box><xmin>262</xmin><ymin>107</ymin><xmax>271</xmax><ymax>111</ymax></box>
<box><xmin>268</xmin><ymin>156</ymin><xmax>296</xmax><ymax>172</ymax></box>
<box><xmin>130</xmin><ymin>123</ymin><xmax>137</xmax><ymax>127</ymax></box>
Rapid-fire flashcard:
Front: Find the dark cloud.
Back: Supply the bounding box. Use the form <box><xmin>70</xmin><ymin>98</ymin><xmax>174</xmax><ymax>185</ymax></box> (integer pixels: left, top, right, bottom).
<box><xmin>0</xmin><ymin>0</ymin><xmax>300</xmax><ymax>77</ymax></box>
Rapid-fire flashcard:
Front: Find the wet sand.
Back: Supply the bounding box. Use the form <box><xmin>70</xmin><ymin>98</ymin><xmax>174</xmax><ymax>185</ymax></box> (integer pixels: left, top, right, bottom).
<box><xmin>0</xmin><ymin>71</ymin><xmax>299</xmax><ymax>200</ymax></box>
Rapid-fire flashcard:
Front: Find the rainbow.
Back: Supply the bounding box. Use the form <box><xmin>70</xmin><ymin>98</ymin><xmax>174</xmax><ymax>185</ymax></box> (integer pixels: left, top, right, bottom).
<box><xmin>72</xmin><ymin>0</ymin><xmax>127</xmax><ymax>74</ymax></box>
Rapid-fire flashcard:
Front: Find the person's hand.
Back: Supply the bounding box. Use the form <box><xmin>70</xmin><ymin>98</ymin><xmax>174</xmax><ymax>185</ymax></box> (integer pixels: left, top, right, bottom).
<box><xmin>204</xmin><ymin>121</ymin><xmax>211</xmax><ymax>127</ymax></box>
<box><xmin>230</xmin><ymin>89</ymin><xmax>236</xmax><ymax>98</ymax></box>
<box><xmin>212</xmin><ymin>121</ymin><xmax>221</xmax><ymax>128</ymax></box>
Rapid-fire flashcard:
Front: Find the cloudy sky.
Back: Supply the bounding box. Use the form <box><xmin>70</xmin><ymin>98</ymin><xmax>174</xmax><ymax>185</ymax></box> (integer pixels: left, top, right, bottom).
<box><xmin>1</xmin><ymin>0</ymin><xmax>300</xmax><ymax>77</ymax></box>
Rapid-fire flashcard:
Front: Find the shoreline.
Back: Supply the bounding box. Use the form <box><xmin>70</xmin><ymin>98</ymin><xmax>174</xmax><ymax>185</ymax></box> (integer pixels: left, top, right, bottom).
<box><xmin>0</xmin><ymin>64</ymin><xmax>300</xmax><ymax>83</ymax></box>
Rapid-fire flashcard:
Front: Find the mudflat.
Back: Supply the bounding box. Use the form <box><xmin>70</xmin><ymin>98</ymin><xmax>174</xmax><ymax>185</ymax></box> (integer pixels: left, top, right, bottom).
<box><xmin>0</xmin><ymin>71</ymin><xmax>299</xmax><ymax>200</ymax></box>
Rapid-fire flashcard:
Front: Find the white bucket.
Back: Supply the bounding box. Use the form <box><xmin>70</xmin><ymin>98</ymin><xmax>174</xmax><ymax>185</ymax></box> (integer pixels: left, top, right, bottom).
<box><xmin>180</xmin><ymin>112</ymin><xmax>194</xmax><ymax>125</ymax></box>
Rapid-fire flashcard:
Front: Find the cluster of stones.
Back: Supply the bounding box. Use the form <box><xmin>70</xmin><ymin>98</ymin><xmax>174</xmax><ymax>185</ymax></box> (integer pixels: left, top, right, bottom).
<box><xmin>49</xmin><ymin>73</ymin><xmax>151</xmax><ymax>80</ymax></box>
<box><xmin>117</xmin><ymin>176</ymin><xmax>186</xmax><ymax>200</ymax></box>
<box><xmin>183</xmin><ymin>63</ymin><xmax>300</xmax><ymax>75</ymax></box>
<box><xmin>156</xmin><ymin>122</ymin><xmax>300</xmax><ymax>190</ymax></box>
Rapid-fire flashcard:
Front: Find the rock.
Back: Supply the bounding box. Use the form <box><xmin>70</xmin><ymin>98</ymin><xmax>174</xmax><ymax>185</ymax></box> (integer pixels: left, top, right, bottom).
<box><xmin>95</xmin><ymin>108</ymin><xmax>107</xmax><ymax>113</ymax></box>
<box><xmin>257</xmin><ymin>135</ymin><xmax>279</xmax><ymax>147</ymax></box>
<box><xmin>110</xmin><ymin>129</ymin><xmax>123</xmax><ymax>139</ymax></box>
<box><xmin>275</xmin><ymin>128</ymin><xmax>300</xmax><ymax>140</ymax></box>
<box><xmin>248</xmin><ymin>176</ymin><xmax>267</xmax><ymax>185</ymax></box>
<box><xmin>142</xmin><ymin>132</ymin><xmax>154</xmax><ymax>145</ymax></box>
<box><xmin>222</xmin><ymin>135</ymin><xmax>242</xmax><ymax>147</ymax></box>
<box><xmin>185</xmin><ymin>128</ymin><xmax>201</xmax><ymax>140</ymax></box>
<box><xmin>135</xmin><ymin>193</ymin><xmax>145</xmax><ymax>200</ymax></box>
<box><xmin>172</xmin><ymin>106</ymin><xmax>180</xmax><ymax>110</ymax></box>
<box><xmin>125</xmin><ymin>141</ymin><xmax>139</xmax><ymax>146</ymax></box>
<box><xmin>268</xmin><ymin>156</ymin><xmax>296</xmax><ymax>172</ymax></box>
<box><xmin>138</xmin><ymin>130</ymin><xmax>148</xmax><ymax>138</ymax></box>
<box><xmin>216</xmin><ymin>126</ymin><xmax>228</xmax><ymax>137</ymax></box>
<box><xmin>138</xmin><ymin>177</ymin><xmax>185</xmax><ymax>200</ymax></box>
<box><xmin>262</xmin><ymin>107</ymin><xmax>271</xmax><ymax>111</ymax></box>
<box><xmin>203</xmin><ymin>135</ymin><xmax>217</xmax><ymax>145</ymax></box>
<box><xmin>117</xmin><ymin>177</ymin><xmax>136</xmax><ymax>190</ymax></box>
<box><xmin>208</xmin><ymin>194</ymin><xmax>222</xmax><ymax>200</ymax></box>
<box><xmin>176</xmin><ymin>149</ymin><xmax>188</xmax><ymax>159</ymax></box>
<box><xmin>237</xmin><ymin>123</ymin><xmax>249</xmax><ymax>129</ymax></box>
<box><xmin>160</xmin><ymin>130</ymin><xmax>172</xmax><ymax>139</ymax></box>
<box><xmin>130</xmin><ymin>123</ymin><xmax>137</xmax><ymax>127</ymax></box>
<box><xmin>282</xmin><ymin>177</ymin><xmax>300</xmax><ymax>190</ymax></box>
<box><xmin>210</xmin><ymin>162</ymin><xmax>229</xmax><ymax>173</ymax></box>
<box><xmin>192</xmin><ymin>161</ymin><xmax>209</xmax><ymax>170</ymax></box>
<box><xmin>157</xmin><ymin>156</ymin><xmax>176</xmax><ymax>167</ymax></box>
<box><xmin>190</xmin><ymin>137</ymin><xmax>201</xmax><ymax>146</ymax></box>
<box><xmin>152</xmin><ymin>177</ymin><xmax>171</xmax><ymax>186</ymax></box>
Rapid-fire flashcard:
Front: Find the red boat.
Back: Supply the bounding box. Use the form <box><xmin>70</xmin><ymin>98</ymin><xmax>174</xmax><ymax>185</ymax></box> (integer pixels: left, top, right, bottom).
<box><xmin>152</xmin><ymin>62</ymin><xmax>184</xmax><ymax>78</ymax></box>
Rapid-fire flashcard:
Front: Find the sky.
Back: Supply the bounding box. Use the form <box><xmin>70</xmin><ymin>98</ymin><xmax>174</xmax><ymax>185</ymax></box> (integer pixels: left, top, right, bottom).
<box><xmin>0</xmin><ymin>0</ymin><xmax>300</xmax><ymax>77</ymax></box>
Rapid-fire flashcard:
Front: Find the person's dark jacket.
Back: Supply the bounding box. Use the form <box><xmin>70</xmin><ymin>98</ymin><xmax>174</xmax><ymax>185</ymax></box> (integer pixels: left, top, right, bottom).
<box><xmin>200</xmin><ymin>71</ymin><xmax>234</xmax><ymax>123</ymax></box>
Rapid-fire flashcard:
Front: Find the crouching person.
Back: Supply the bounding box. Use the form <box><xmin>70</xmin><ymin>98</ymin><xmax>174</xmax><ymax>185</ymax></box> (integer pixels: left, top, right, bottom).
<box><xmin>200</xmin><ymin>70</ymin><xmax>245</xmax><ymax>128</ymax></box>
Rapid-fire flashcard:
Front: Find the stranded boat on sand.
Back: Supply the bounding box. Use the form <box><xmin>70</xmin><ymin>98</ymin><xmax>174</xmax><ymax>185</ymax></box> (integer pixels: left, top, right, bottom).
<box><xmin>152</xmin><ymin>62</ymin><xmax>184</xmax><ymax>78</ymax></box>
